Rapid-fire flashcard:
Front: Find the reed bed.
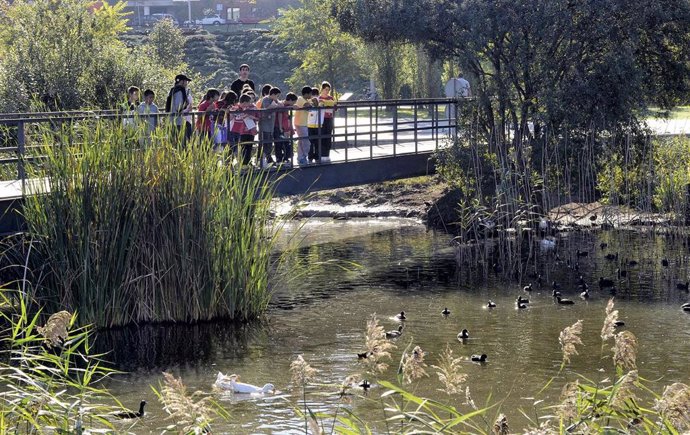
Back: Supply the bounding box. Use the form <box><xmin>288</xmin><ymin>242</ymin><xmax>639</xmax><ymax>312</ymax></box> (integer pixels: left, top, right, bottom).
<box><xmin>18</xmin><ymin>119</ymin><xmax>278</xmax><ymax>327</ymax></box>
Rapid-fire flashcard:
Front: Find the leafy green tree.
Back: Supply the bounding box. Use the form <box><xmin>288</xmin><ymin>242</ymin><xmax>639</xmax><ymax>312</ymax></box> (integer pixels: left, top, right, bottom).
<box><xmin>274</xmin><ymin>0</ymin><xmax>366</xmax><ymax>92</ymax></box>
<box><xmin>147</xmin><ymin>19</ymin><xmax>185</xmax><ymax>70</ymax></box>
<box><xmin>0</xmin><ymin>0</ymin><xmax>185</xmax><ymax>111</ymax></box>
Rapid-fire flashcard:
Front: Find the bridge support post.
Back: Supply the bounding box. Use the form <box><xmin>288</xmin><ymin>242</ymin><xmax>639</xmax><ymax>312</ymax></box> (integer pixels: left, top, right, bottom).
<box><xmin>16</xmin><ymin>121</ymin><xmax>25</xmax><ymax>187</ymax></box>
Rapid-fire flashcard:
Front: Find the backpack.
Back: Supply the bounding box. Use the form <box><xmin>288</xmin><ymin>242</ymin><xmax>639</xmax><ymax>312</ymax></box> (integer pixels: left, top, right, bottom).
<box><xmin>165</xmin><ymin>86</ymin><xmax>187</xmax><ymax>113</ymax></box>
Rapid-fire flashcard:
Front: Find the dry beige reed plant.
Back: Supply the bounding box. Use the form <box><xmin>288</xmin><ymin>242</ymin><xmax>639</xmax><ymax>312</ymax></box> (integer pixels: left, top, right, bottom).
<box><xmin>37</xmin><ymin>310</ymin><xmax>72</xmax><ymax>348</ymax></box>
<box><xmin>610</xmin><ymin>370</ymin><xmax>639</xmax><ymax>410</ymax></box>
<box><xmin>559</xmin><ymin>319</ymin><xmax>583</xmax><ymax>364</ymax></box>
<box><xmin>558</xmin><ymin>380</ymin><xmax>580</xmax><ymax>421</ymax></box>
<box><xmin>492</xmin><ymin>413</ymin><xmax>509</xmax><ymax>435</ymax></box>
<box><xmin>612</xmin><ymin>330</ymin><xmax>638</xmax><ymax>371</ymax></box>
<box><xmin>339</xmin><ymin>374</ymin><xmax>362</xmax><ymax>395</ymax></box>
<box><xmin>363</xmin><ymin>314</ymin><xmax>395</xmax><ymax>373</ymax></box>
<box><xmin>290</xmin><ymin>355</ymin><xmax>318</xmax><ymax>386</ymax></box>
<box><xmin>655</xmin><ymin>382</ymin><xmax>690</xmax><ymax>431</ymax></box>
<box><xmin>307</xmin><ymin>414</ymin><xmax>323</xmax><ymax>435</ymax></box>
<box><xmin>159</xmin><ymin>372</ymin><xmax>214</xmax><ymax>432</ymax></box>
<box><xmin>464</xmin><ymin>386</ymin><xmax>478</xmax><ymax>411</ymax></box>
<box><xmin>601</xmin><ymin>298</ymin><xmax>619</xmax><ymax>342</ymax></box>
<box><xmin>431</xmin><ymin>344</ymin><xmax>467</xmax><ymax>396</ymax></box>
<box><xmin>401</xmin><ymin>345</ymin><xmax>428</xmax><ymax>384</ymax></box>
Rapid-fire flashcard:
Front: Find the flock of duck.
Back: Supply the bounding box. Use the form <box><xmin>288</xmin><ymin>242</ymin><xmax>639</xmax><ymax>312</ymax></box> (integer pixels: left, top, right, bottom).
<box><xmin>110</xmin><ymin>236</ymin><xmax>690</xmax><ymax>420</ymax></box>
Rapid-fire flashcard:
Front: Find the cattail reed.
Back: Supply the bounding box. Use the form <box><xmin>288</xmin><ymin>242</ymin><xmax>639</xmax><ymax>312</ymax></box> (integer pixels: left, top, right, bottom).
<box><xmin>401</xmin><ymin>345</ymin><xmax>428</xmax><ymax>384</ymax></box>
<box><xmin>363</xmin><ymin>314</ymin><xmax>395</xmax><ymax>373</ymax></box>
<box><xmin>431</xmin><ymin>344</ymin><xmax>467</xmax><ymax>395</ymax></box>
<box><xmin>290</xmin><ymin>355</ymin><xmax>317</xmax><ymax>386</ymax></box>
<box><xmin>159</xmin><ymin>371</ymin><xmax>215</xmax><ymax>432</ymax></box>
<box><xmin>612</xmin><ymin>331</ymin><xmax>638</xmax><ymax>371</ymax></box>
<box><xmin>655</xmin><ymin>382</ymin><xmax>690</xmax><ymax>431</ymax></box>
<box><xmin>601</xmin><ymin>298</ymin><xmax>618</xmax><ymax>342</ymax></box>
<box><xmin>610</xmin><ymin>370</ymin><xmax>639</xmax><ymax>410</ymax></box>
<box><xmin>492</xmin><ymin>414</ymin><xmax>509</xmax><ymax>435</ymax></box>
<box><xmin>559</xmin><ymin>320</ymin><xmax>583</xmax><ymax>365</ymax></box>
<box><xmin>558</xmin><ymin>381</ymin><xmax>580</xmax><ymax>421</ymax></box>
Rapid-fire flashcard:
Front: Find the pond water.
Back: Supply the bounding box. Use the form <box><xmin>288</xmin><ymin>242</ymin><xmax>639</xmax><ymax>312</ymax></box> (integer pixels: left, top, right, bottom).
<box><xmin>101</xmin><ymin>219</ymin><xmax>690</xmax><ymax>433</ymax></box>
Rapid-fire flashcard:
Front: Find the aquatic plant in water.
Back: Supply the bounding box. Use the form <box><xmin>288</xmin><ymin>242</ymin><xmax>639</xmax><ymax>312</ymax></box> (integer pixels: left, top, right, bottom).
<box><xmin>18</xmin><ymin>119</ymin><xmax>281</xmax><ymax>327</ymax></box>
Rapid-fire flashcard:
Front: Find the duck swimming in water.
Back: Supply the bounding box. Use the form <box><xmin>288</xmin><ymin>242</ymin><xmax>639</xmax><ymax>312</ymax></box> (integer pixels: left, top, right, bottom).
<box><xmin>516</xmin><ymin>295</ymin><xmax>530</xmax><ymax>304</ymax></box>
<box><xmin>441</xmin><ymin>307</ymin><xmax>451</xmax><ymax>316</ymax></box>
<box><xmin>395</xmin><ymin>311</ymin><xmax>406</xmax><ymax>321</ymax></box>
<box><xmin>112</xmin><ymin>400</ymin><xmax>146</xmax><ymax>419</ymax></box>
<box><xmin>522</xmin><ymin>283</ymin><xmax>533</xmax><ymax>292</ymax></box>
<box><xmin>215</xmin><ymin>372</ymin><xmax>275</xmax><ymax>394</ymax></box>
<box><xmin>556</xmin><ymin>296</ymin><xmax>575</xmax><ymax>305</ymax></box>
<box><xmin>552</xmin><ymin>289</ymin><xmax>562</xmax><ymax>298</ymax></box>
<box><xmin>471</xmin><ymin>354</ymin><xmax>487</xmax><ymax>362</ymax></box>
<box><xmin>457</xmin><ymin>329</ymin><xmax>469</xmax><ymax>340</ymax></box>
<box><xmin>681</xmin><ymin>303</ymin><xmax>690</xmax><ymax>312</ymax></box>
<box><xmin>386</xmin><ymin>325</ymin><xmax>404</xmax><ymax>339</ymax></box>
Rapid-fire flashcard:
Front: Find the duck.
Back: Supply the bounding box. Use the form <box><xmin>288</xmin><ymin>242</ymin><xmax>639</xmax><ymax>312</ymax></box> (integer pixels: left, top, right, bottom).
<box><xmin>580</xmin><ymin>289</ymin><xmax>590</xmax><ymax>299</ymax></box>
<box><xmin>605</xmin><ymin>252</ymin><xmax>618</xmax><ymax>261</ymax></box>
<box><xmin>214</xmin><ymin>372</ymin><xmax>275</xmax><ymax>394</ymax></box>
<box><xmin>385</xmin><ymin>325</ymin><xmax>404</xmax><ymax>339</ymax></box>
<box><xmin>682</xmin><ymin>302</ymin><xmax>690</xmax><ymax>309</ymax></box>
<box><xmin>441</xmin><ymin>307</ymin><xmax>451</xmax><ymax>316</ymax></box>
<box><xmin>359</xmin><ymin>379</ymin><xmax>371</xmax><ymax>391</ymax></box>
<box><xmin>552</xmin><ymin>289</ymin><xmax>562</xmax><ymax>298</ymax></box>
<box><xmin>394</xmin><ymin>311</ymin><xmax>407</xmax><ymax>321</ymax></box>
<box><xmin>516</xmin><ymin>295</ymin><xmax>530</xmax><ymax>304</ymax></box>
<box><xmin>556</xmin><ymin>296</ymin><xmax>575</xmax><ymax>305</ymax></box>
<box><xmin>522</xmin><ymin>283</ymin><xmax>533</xmax><ymax>292</ymax></box>
<box><xmin>676</xmin><ymin>282</ymin><xmax>689</xmax><ymax>291</ymax></box>
<box><xmin>599</xmin><ymin>277</ymin><xmax>615</xmax><ymax>288</ymax></box>
<box><xmin>471</xmin><ymin>354</ymin><xmax>487</xmax><ymax>362</ymax></box>
<box><xmin>576</xmin><ymin>249</ymin><xmax>588</xmax><ymax>257</ymax></box>
<box><xmin>357</xmin><ymin>351</ymin><xmax>370</xmax><ymax>359</ymax></box>
<box><xmin>112</xmin><ymin>400</ymin><xmax>146</xmax><ymax>419</ymax></box>
<box><xmin>517</xmin><ymin>301</ymin><xmax>528</xmax><ymax>309</ymax></box>
<box><xmin>457</xmin><ymin>329</ymin><xmax>469</xmax><ymax>340</ymax></box>
<box><xmin>487</xmin><ymin>300</ymin><xmax>496</xmax><ymax>308</ymax></box>
<box><xmin>662</xmin><ymin>258</ymin><xmax>669</xmax><ymax>267</ymax></box>
<box><xmin>614</xmin><ymin>321</ymin><xmax>626</xmax><ymax>327</ymax></box>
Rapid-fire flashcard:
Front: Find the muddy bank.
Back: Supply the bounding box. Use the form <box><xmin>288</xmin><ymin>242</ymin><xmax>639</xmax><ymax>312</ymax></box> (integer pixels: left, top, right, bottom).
<box><xmin>273</xmin><ymin>176</ymin><xmax>676</xmax><ymax>232</ymax></box>
<box><xmin>272</xmin><ymin>175</ymin><xmax>448</xmax><ymax>222</ymax></box>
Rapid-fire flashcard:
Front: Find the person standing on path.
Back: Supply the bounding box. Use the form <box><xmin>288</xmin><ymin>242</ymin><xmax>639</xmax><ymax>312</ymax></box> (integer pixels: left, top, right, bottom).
<box><xmin>231</xmin><ymin>64</ymin><xmax>255</xmax><ymax>98</ymax></box>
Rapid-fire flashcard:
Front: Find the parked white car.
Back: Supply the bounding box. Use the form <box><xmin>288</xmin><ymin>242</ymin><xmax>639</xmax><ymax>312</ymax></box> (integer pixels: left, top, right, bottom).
<box><xmin>195</xmin><ymin>15</ymin><xmax>226</xmax><ymax>25</ymax></box>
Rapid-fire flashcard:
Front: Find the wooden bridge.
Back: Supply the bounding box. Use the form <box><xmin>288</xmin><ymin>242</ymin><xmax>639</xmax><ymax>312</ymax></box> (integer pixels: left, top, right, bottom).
<box><xmin>0</xmin><ymin>98</ymin><xmax>467</xmax><ymax>232</ymax></box>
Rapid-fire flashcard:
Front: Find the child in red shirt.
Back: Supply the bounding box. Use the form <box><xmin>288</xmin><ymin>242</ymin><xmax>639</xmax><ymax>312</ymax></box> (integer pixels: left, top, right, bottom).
<box><xmin>196</xmin><ymin>88</ymin><xmax>220</xmax><ymax>140</ymax></box>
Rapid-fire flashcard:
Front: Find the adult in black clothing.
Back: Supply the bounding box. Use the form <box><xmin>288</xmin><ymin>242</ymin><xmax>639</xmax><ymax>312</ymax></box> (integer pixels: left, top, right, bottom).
<box><xmin>230</xmin><ymin>64</ymin><xmax>255</xmax><ymax>97</ymax></box>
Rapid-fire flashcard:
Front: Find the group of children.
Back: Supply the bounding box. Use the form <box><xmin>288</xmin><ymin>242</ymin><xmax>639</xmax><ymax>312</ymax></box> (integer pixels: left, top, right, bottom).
<box><xmin>122</xmin><ymin>66</ymin><xmax>337</xmax><ymax>169</ymax></box>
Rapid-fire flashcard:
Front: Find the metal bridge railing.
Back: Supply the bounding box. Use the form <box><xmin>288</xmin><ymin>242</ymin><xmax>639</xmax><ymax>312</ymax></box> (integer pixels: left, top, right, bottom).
<box><xmin>0</xmin><ymin>98</ymin><xmax>471</xmax><ymax>194</ymax></box>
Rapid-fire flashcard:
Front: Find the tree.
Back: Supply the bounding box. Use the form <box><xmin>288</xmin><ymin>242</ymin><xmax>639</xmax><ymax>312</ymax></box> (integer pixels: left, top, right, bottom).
<box><xmin>274</xmin><ymin>0</ymin><xmax>367</xmax><ymax>92</ymax></box>
<box><xmin>0</xmin><ymin>0</ymin><xmax>185</xmax><ymax>111</ymax></box>
<box><xmin>147</xmin><ymin>19</ymin><xmax>185</xmax><ymax>70</ymax></box>
<box><xmin>334</xmin><ymin>0</ymin><xmax>690</xmax><ymax>140</ymax></box>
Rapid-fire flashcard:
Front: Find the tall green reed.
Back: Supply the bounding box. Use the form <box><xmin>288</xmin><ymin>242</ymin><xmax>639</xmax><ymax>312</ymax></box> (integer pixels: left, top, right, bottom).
<box><xmin>20</xmin><ymin>118</ymin><xmax>278</xmax><ymax>327</ymax></box>
<box><xmin>0</xmin><ymin>287</ymin><xmax>119</xmax><ymax>433</ymax></box>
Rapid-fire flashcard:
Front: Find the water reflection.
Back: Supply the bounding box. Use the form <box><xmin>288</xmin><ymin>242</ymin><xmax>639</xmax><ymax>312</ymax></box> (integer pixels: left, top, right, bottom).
<box><xmin>102</xmin><ymin>222</ymin><xmax>690</xmax><ymax>433</ymax></box>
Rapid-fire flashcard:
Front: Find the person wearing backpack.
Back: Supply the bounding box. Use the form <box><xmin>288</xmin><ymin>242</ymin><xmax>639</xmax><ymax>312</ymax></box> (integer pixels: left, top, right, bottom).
<box><xmin>167</xmin><ymin>74</ymin><xmax>192</xmax><ymax>147</ymax></box>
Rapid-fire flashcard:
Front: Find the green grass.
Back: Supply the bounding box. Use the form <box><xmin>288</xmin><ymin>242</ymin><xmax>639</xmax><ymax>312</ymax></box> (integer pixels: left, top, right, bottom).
<box><xmin>645</xmin><ymin>105</ymin><xmax>690</xmax><ymax>120</ymax></box>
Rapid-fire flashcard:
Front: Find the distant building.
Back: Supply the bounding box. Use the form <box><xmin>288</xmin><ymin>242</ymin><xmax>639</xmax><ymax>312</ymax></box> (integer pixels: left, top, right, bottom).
<box><xmin>120</xmin><ymin>0</ymin><xmax>298</xmax><ymax>26</ymax></box>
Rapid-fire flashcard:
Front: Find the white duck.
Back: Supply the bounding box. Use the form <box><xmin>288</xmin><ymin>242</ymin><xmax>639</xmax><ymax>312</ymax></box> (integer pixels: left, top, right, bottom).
<box><xmin>215</xmin><ymin>372</ymin><xmax>274</xmax><ymax>394</ymax></box>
